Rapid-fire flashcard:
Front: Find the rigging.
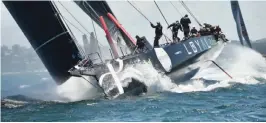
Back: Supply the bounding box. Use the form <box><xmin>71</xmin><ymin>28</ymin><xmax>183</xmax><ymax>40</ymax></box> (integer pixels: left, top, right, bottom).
<box><xmin>154</xmin><ymin>1</ymin><xmax>169</xmax><ymax>26</ymax></box>
<box><xmin>127</xmin><ymin>1</ymin><xmax>172</xmax><ymax>43</ymax></box>
<box><xmin>58</xmin><ymin>1</ymin><xmax>91</xmax><ymax>35</ymax></box>
<box><xmin>180</xmin><ymin>1</ymin><xmax>202</xmax><ymax>27</ymax></box>
<box><xmin>52</xmin><ymin>1</ymin><xmax>86</xmax><ymax>57</ymax></box>
<box><xmin>170</xmin><ymin>1</ymin><xmax>183</xmax><ymax>17</ymax></box>
<box><xmin>91</xmin><ymin>18</ymin><xmax>103</xmax><ymax>57</ymax></box>
<box><xmin>127</xmin><ymin>1</ymin><xmax>152</xmax><ymax>23</ymax></box>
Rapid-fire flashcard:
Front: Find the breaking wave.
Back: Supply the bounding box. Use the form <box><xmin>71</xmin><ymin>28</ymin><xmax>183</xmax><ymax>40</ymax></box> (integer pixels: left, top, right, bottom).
<box><xmin>56</xmin><ymin>76</ymin><xmax>103</xmax><ymax>102</ymax></box>
<box><xmin>119</xmin><ymin>43</ymin><xmax>266</xmax><ymax>94</ymax></box>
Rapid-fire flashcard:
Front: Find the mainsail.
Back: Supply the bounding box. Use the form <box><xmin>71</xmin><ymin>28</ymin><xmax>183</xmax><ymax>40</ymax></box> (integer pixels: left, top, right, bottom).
<box><xmin>74</xmin><ymin>1</ymin><xmax>136</xmax><ymax>52</ymax></box>
<box><xmin>3</xmin><ymin>1</ymin><xmax>82</xmax><ymax>84</ymax></box>
<box><xmin>230</xmin><ymin>1</ymin><xmax>252</xmax><ymax>48</ymax></box>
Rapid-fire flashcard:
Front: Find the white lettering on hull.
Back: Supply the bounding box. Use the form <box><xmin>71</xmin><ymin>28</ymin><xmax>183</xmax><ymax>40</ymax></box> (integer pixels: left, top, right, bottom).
<box><xmin>182</xmin><ymin>36</ymin><xmax>214</xmax><ymax>55</ymax></box>
<box><xmin>174</xmin><ymin>51</ymin><xmax>182</xmax><ymax>55</ymax></box>
<box><xmin>183</xmin><ymin>44</ymin><xmax>192</xmax><ymax>55</ymax></box>
<box><xmin>204</xmin><ymin>38</ymin><xmax>211</xmax><ymax>49</ymax></box>
<box><xmin>189</xmin><ymin>42</ymin><xmax>198</xmax><ymax>53</ymax></box>
<box><xmin>195</xmin><ymin>40</ymin><xmax>202</xmax><ymax>51</ymax></box>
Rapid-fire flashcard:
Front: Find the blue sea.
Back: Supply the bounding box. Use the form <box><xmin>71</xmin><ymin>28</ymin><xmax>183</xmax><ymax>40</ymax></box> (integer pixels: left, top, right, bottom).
<box><xmin>1</xmin><ymin>43</ymin><xmax>266</xmax><ymax>122</ymax></box>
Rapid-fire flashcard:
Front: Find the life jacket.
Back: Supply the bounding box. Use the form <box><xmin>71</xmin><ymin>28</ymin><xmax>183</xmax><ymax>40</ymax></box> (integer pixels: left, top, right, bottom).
<box><xmin>136</xmin><ymin>38</ymin><xmax>145</xmax><ymax>49</ymax></box>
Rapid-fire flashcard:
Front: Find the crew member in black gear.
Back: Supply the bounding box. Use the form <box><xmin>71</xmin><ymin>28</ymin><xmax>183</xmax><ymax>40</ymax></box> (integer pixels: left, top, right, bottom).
<box><xmin>203</xmin><ymin>23</ymin><xmax>212</xmax><ymax>28</ymax></box>
<box><xmin>150</xmin><ymin>22</ymin><xmax>163</xmax><ymax>47</ymax></box>
<box><xmin>190</xmin><ymin>26</ymin><xmax>198</xmax><ymax>36</ymax></box>
<box><xmin>214</xmin><ymin>25</ymin><xmax>222</xmax><ymax>34</ymax></box>
<box><xmin>168</xmin><ymin>20</ymin><xmax>183</xmax><ymax>42</ymax></box>
<box><xmin>135</xmin><ymin>35</ymin><xmax>145</xmax><ymax>50</ymax></box>
<box><xmin>203</xmin><ymin>23</ymin><xmax>213</xmax><ymax>35</ymax></box>
<box><xmin>180</xmin><ymin>14</ymin><xmax>191</xmax><ymax>38</ymax></box>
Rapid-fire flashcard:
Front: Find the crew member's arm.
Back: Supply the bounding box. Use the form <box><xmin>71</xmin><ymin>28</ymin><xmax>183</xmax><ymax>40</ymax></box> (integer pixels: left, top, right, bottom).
<box><xmin>150</xmin><ymin>22</ymin><xmax>156</xmax><ymax>28</ymax></box>
<box><xmin>167</xmin><ymin>23</ymin><xmax>174</xmax><ymax>29</ymax></box>
<box><xmin>188</xmin><ymin>18</ymin><xmax>191</xmax><ymax>24</ymax></box>
<box><xmin>179</xmin><ymin>25</ymin><xmax>183</xmax><ymax>32</ymax></box>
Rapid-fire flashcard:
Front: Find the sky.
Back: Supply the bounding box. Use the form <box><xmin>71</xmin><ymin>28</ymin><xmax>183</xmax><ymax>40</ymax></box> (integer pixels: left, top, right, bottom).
<box><xmin>1</xmin><ymin>0</ymin><xmax>266</xmax><ymax>48</ymax></box>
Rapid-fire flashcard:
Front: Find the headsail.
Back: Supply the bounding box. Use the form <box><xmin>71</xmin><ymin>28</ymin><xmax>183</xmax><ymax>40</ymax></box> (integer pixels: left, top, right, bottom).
<box><xmin>3</xmin><ymin>1</ymin><xmax>82</xmax><ymax>85</ymax></box>
<box><xmin>230</xmin><ymin>1</ymin><xmax>252</xmax><ymax>48</ymax></box>
<box><xmin>82</xmin><ymin>33</ymin><xmax>100</xmax><ymax>56</ymax></box>
<box><xmin>74</xmin><ymin>1</ymin><xmax>136</xmax><ymax>52</ymax></box>
<box><xmin>82</xmin><ymin>34</ymin><xmax>90</xmax><ymax>55</ymax></box>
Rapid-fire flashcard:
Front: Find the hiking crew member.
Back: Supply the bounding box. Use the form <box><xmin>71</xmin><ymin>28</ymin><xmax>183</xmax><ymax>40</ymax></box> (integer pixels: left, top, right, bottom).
<box><xmin>168</xmin><ymin>21</ymin><xmax>183</xmax><ymax>42</ymax></box>
<box><xmin>203</xmin><ymin>23</ymin><xmax>212</xmax><ymax>28</ymax></box>
<box><xmin>214</xmin><ymin>25</ymin><xmax>228</xmax><ymax>42</ymax></box>
<box><xmin>203</xmin><ymin>23</ymin><xmax>213</xmax><ymax>35</ymax></box>
<box><xmin>150</xmin><ymin>22</ymin><xmax>163</xmax><ymax>47</ymax></box>
<box><xmin>214</xmin><ymin>25</ymin><xmax>222</xmax><ymax>35</ymax></box>
<box><xmin>180</xmin><ymin>14</ymin><xmax>191</xmax><ymax>38</ymax></box>
<box><xmin>190</xmin><ymin>26</ymin><xmax>198</xmax><ymax>37</ymax></box>
<box><xmin>135</xmin><ymin>35</ymin><xmax>145</xmax><ymax>50</ymax></box>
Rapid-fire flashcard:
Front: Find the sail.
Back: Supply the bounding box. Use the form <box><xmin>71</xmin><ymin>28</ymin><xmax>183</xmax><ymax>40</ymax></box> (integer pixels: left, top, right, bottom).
<box><xmin>230</xmin><ymin>1</ymin><xmax>252</xmax><ymax>48</ymax></box>
<box><xmin>88</xmin><ymin>32</ymin><xmax>100</xmax><ymax>55</ymax></box>
<box><xmin>82</xmin><ymin>33</ymin><xmax>100</xmax><ymax>55</ymax></box>
<box><xmin>74</xmin><ymin>1</ymin><xmax>136</xmax><ymax>51</ymax></box>
<box><xmin>3</xmin><ymin>1</ymin><xmax>82</xmax><ymax>85</ymax></box>
<box><xmin>82</xmin><ymin>34</ymin><xmax>90</xmax><ymax>54</ymax></box>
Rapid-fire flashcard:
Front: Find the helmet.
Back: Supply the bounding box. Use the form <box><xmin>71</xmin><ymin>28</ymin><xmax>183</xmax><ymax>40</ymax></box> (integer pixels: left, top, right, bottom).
<box><xmin>135</xmin><ymin>35</ymin><xmax>139</xmax><ymax>38</ymax></box>
<box><xmin>185</xmin><ymin>14</ymin><xmax>188</xmax><ymax>17</ymax></box>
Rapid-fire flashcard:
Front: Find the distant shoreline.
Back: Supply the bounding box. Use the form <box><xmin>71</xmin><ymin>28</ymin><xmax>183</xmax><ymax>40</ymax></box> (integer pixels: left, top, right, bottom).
<box><xmin>1</xmin><ymin>70</ymin><xmax>48</xmax><ymax>75</ymax></box>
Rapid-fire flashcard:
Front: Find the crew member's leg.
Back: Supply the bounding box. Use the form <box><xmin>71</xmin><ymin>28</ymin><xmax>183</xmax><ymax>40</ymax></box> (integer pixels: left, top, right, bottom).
<box><xmin>184</xmin><ymin>28</ymin><xmax>188</xmax><ymax>38</ymax></box>
<box><xmin>154</xmin><ymin>35</ymin><xmax>162</xmax><ymax>47</ymax></box>
<box><xmin>173</xmin><ymin>31</ymin><xmax>178</xmax><ymax>43</ymax></box>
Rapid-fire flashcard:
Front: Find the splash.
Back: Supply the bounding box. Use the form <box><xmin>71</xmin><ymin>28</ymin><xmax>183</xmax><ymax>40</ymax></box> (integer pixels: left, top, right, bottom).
<box><xmin>170</xmin><ymin>43</ymin><xmax>266</xmax><ymax>93</ymax></box>
<box><xmin>119</xmin><ymin>61</ymin><xmax>176</xmax><ymax>94</ymax></box>
<box><xmin>193</xmin><ymin>43</ymin><xmax>266</xmax><ymax>80</ymax></box>
<box><xmin>118</xmin><ymin>43</ymin><xmax>266</xmax><ymax>94</ymax></box>
<box><xmin>43</xmin><ymin>43</ymin><xmax>266</xmax><ymax>101</ymax></box>
<box><xmin>56</xmin><ymin>76</ymin><xmax>103</xmax><ymax>102</ymax></box>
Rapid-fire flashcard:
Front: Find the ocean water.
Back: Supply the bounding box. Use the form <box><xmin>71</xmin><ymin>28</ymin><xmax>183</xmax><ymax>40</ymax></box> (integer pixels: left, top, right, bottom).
<box><xmin>1</xmin><ymin>43</ymin><xmax>266</xmax><ymax>122</ymax></box>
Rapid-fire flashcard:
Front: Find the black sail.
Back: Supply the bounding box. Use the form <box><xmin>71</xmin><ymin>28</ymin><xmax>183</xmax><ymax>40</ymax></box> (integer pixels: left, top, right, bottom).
<box><xmin>74</xmin><ymin>1</ymin><xmax>116</xmax><ymax>32</ymax></box>
<box><xmin>74</xmin><ymin>1</ymin><xmax>136</xmax><ymax>50</ymax></box>
<box><xmin>3</xmin><ymin>1</ymin><xmax>82</xmax><ymax>85</ymax></box>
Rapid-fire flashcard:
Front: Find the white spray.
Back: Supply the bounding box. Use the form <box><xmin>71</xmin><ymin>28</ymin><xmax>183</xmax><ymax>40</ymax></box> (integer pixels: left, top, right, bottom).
<box><xmin>56</xmin><ymin>76</ymin><xmax>102</xmax><ymax>102</ymax></box>
<box><xmin>117</xmin><ymin>43</ymin><xmax>266</xmax><ymax>94</ymax></box>
<box><xmin>54</xmin><ymin>43</ymin><xmax>266</xmax><ymax>101</ymax></box>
